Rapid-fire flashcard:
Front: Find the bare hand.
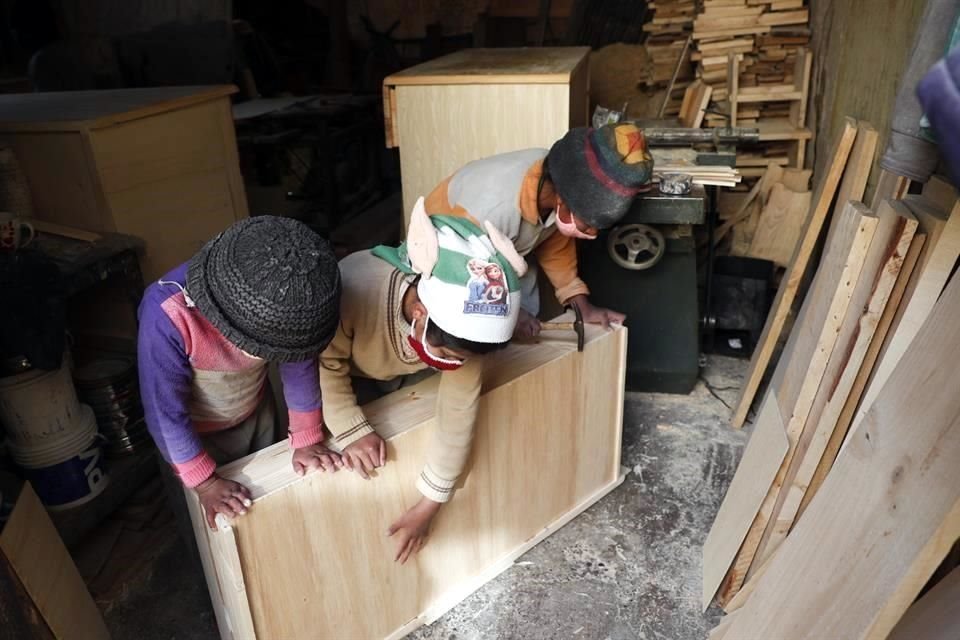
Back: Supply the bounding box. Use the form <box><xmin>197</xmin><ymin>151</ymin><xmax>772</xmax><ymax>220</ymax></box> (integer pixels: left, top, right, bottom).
<box><xmin>387</xmin><ymin>497</ymin><xmax>442</xmax><ymax>564</ymax></box>
<box><xmin>292</xmin><ymin>442</ymin><xmax>343</xmax><ymax>476</ymax></box>
<box><xmin>342</xmin><ymin>432</ymin><xmax>387</xmax><ymax>479</ymax></box>
<box><xmin>195</xmin><ymin>474</ymin><xmax>252</xmax><ymax>530</ymax></box>
<box><xmin>513</xmin><ymin>308</ymin><xmax>542</xmax><ymax>339</ymax></box>
<box><xmin>568</xmin><ymin>295</ymin><xmax>626</xmax><ymax>328</ymax></box>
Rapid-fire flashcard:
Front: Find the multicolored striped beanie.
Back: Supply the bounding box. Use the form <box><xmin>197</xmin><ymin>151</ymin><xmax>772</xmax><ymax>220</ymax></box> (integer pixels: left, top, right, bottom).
<box><xmin>547</xmin><ymin>122</ymin><xmax>654</xmax><ymax>230</ymax></box>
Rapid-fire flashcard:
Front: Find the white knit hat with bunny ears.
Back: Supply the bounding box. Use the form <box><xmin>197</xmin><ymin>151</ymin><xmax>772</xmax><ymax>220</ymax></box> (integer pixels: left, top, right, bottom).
<box><xmin>371</xmin><ymin>197</ymin><xmax>527</xmax><ymax>344</ymax></box>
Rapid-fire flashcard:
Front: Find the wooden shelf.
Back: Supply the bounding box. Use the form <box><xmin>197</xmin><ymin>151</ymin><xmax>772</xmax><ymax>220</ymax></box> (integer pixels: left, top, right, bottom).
<box><xmin>755</xmin><ymin>119</ymin><xmax>813</xmax><ymax>141</ymax></box>
<box><xmin>735</xmin><ymin>89</ymin><xmax>804</xmax><ymax>103</ymax></box>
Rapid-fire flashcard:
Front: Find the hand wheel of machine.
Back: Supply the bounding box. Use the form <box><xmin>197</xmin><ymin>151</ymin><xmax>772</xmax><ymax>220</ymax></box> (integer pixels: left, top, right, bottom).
<box><xmin>607</xmin><ymin>224</ymin><xmax>666</xmax><ymax>271</ymax></box>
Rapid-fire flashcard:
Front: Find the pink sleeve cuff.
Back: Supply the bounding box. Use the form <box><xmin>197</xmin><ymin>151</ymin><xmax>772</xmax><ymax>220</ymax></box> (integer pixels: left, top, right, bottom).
<box><xmin>288</xmin><ymin>408</ymin><xmax>324</xmax><ymax>449</ymax></box>
<box><xmin>174</xmin><ymin>451</ymin><xmax>217</xmax><ymax>488</ymax></box>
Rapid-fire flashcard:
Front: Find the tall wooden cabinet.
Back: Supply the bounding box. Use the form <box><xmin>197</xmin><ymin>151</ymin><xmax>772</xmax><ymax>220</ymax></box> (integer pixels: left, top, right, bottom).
<box><xmin>0</xmin><ymin>85</ymin><xmax>248</xmax><ymax>281</ymax></box>
<box><xmin>383</xmin><ymin>47</ymin><xmax>590</xmax><ymax>227</ymax></box>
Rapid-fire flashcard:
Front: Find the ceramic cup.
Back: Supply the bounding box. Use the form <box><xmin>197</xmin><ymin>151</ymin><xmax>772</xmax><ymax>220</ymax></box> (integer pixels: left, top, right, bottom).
<box><xmin>0</xmin><ymin>212</ymin><xmax>35</xmax><ymax>251</ymax></box>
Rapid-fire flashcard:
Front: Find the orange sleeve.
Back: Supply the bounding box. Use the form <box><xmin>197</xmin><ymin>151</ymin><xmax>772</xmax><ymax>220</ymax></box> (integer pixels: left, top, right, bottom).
<box><xmin>533</xmin><ymin>230</ymin><xmax>591</xmax><ymax>303</ymax></box>
<box><xmin>424</xmin><ymin>175</ymin><xmax>474</xmax><ymax>221</ymax></box>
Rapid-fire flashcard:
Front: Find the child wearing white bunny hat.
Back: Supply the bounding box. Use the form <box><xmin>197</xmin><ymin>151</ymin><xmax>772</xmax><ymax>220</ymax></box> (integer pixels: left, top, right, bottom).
<box><xmin>318</xmin><ymin>197</ymin><xmax>526</xmax><ymax>563</ymax></box>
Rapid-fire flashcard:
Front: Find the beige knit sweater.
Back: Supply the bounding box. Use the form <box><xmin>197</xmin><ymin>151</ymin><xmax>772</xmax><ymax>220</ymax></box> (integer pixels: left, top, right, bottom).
<box><xmin>319</xmin><ymin>251</ymin><xmax>483</xmax><ymax>503</ymax></box>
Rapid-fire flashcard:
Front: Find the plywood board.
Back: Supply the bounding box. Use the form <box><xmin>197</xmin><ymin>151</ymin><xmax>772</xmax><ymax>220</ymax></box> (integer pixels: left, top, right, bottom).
<box><xmin>395</xmin><ymin>82</ymin><xmax>573</xmax><ymax>226</ymax></box>
<box><xmin>0</xmin><ymin>484</ymin><xmax>109</xmax><ymax>640</ymax></box>
<box><xmin>730</xmin><ymin>118</ymin><xmax>858</xmax><ymax>428</ymax></box>
<box><xmin>745</xmin><ymin>183</ymin><xmax>811</xmax><ymax>266</ymax></box>
<box><xmin>751</xmin><ymin>199</ymin><xmax>917</xmax><ymax>564</ymax></box>
<box><xmin>797</xmin><ymin>231</ymin><xmax>926</xmax><ymax>519</ymax></box>
<box><xmin>188</xmin><ymin>321</ymin><xmax>627</xmax><ymax>640</ymax></box>
<box><xmin>385</xmin><ymin>47</ymin><xmax>590</xmax><ymax>85</ymax></box>
<box><xmin>702</xmin><ymin>390</ymin><xmax>788</xmax><ymax>610</ymax></box>
<box><xmin>716</xmin><ymin>201</ymin><xmax>878</xmax><ymax>604</ymax></box>
<box><xmin>887</xmin><ymin>566</ymin><xmax>960</xmax><ymax>640</ymax></box>
<box><xmin>854</xmin><ymin>195</ymin><xmax>960</xmax><ymax>433</ymax></box>
<box><xmin>723</xmin><ymin>272</ymin><xmax>960</xmax><ymax>639</ymax></box>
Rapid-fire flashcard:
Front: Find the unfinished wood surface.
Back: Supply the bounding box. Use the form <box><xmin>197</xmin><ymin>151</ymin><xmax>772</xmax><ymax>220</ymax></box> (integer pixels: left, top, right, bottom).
<box><xmin>868</xmin><ymin>168</ymin><xmax>911</xmax><ymax>211</ymax></box>
<box><xmin>745</xmin><ymin>183</ymin><xmax>811</xmax><ymax>266</ymax></box>
<box><xmin>722</xmin><ymin>271</ymin><xmax>960</xmax><ymax>640</ymax></box>
<box><xmin>384</xmin><ymin>47</ymin><xmax>589</xmax><ymax>85</ymax></box>
<box><xmin>189</xmin><ymin>321</ymin><xmax>627</xmax><ymax>640</ymax></box>
<box><xmin>797</xmin><ymin>231</ymin><xmax>926</xmax><ymax>519</ymax></box>
<box><xmin>702</xmin><ymin>390</ymin><xmax>788</xmax><ymax>610</ymax></box>
<box><xmin>825</xmin><ymin>121</ymin><xmax>879</xmax><ymax>246</ymax></box>
<box><xmin>855</xmin><ymin>194</ymin><xmax>960</xmax><ymax>432</ymax></box>
<box><xmin>730</xmin><ymin>118</ymin><xmax>858</xmax><ymax>428</ymax></box>
<box><xmin>0</xmin><ymin>85</ymin><xmax>236</xmax><ymax>132</ymax></box>
<box><xmin>716</xmin><ymin>201</ymin><xmax>878</xmax><ymax>604</ymax></box>
<box><xmin>920</xmin><ymin>174</ymin><xmax>958</xmax><ymax>213</ymax></box>
<box><xmin>0</xmin><ymin>484</ymin><xmax>109</xmax><ymax>640</ymax></box>
<box><xmin>678</xmin><ymin>79</ymin><xmax>712</xmax><ymax>128</ymax></box>
<box><xmin>751</xmin><ymin>200</ymin><xmax>917</xmax><ymax>565</ymax></box>
<box><xmin>887</xmin><ymin>566</ymin><xmax>960</xmax><ymax>640</ymax></box>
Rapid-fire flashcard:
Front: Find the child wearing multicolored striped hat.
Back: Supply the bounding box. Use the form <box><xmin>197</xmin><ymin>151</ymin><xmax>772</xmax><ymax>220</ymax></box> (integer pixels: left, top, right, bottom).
<box><xmin>423</xmin><ymin>122</ymin><xmax>654</xmax><ymax>337</ymax></box>
<box><xmin>318</xmin><ymin>198</ymin><xmax>526</xmax><ymax>563</ymax></box>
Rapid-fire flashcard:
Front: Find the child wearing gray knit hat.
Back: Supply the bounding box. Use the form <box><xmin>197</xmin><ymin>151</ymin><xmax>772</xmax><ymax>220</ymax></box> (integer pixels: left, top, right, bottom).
<box><xmin>139</xmin><ymin>215</ymin><xmax>342</xmax><ymax>531</ymax></box>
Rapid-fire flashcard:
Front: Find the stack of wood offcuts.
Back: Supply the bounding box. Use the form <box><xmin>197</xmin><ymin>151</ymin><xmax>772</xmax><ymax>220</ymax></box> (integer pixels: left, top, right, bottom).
<box><xmin>640</xmin><ymin>1</ymin><xmax>696</xmax><ymax>116</ymax></box>
<box><xmin>703</xmin><ymin>118</ymin><xmax>960</xmax><ymax>638</ymax></box>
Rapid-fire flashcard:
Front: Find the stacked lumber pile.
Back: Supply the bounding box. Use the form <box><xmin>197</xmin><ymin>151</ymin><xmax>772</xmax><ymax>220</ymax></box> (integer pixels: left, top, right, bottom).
<box><xmin>640</xmin><ymin>1</ymin><xmax>696</xmax><ymax>115</ymax></box>
<box><xmin>651</xmin><ymin>147</ymin><xmax>743</xmax><ymax>188</ymax></box>
<box><xmin>703</xmin><ymin>118</ymin><xmax>960</xmax><ymax>638</ymax></box>
<box><xmin>692</xmin><ymin>0</ymin><xmax>810</xmax><ymax>106</ymax></box>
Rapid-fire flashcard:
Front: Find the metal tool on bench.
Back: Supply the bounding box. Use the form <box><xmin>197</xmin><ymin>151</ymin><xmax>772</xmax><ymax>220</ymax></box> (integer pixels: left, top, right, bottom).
<box><xmin>539</xmin><ymin>302</ymin><xmax>585</xmax><ymax>352</ymax></box>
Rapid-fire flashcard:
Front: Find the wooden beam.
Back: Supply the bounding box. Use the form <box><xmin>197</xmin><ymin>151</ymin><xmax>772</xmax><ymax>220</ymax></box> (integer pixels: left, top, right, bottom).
<box><xmin>723</xmin><ymin>270</ymin><xmax>960</xmax><ymax>639</ymax></box>
<box><xmin>730</xmin><ymin>118</ymin><xmax>858</xmax><ymax>428</ymax></box>
<box><xmin>825</xmin><ymin>121</ymin><xmax>879</xmax><ymax>247</ymax></box>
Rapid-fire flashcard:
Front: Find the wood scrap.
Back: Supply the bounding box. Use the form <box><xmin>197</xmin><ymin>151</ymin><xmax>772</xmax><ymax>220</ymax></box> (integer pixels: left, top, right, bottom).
<box><xmin>730</xmin><ymin>118</ymin><xmax>858</xmax><ymax>429</ymax></box>
<box><xmin>743</xmin><ymin>182</ymin><xmax>811</xmax><ymax>266</ymax></box>
<box><xmin>718</xmin><ymin>270</ymin><xmax>960</xmax><ymax>638</ymax></box>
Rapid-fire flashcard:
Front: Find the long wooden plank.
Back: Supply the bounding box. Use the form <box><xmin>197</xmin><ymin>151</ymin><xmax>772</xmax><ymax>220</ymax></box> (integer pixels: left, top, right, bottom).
<box><xmin>701</xmin><ymin>391</ymin><xmax>789</xmax><ymax>610</ymax></box>
<box><xmin>751</xmin><ymin>200</ymin><xmax>918</xmax><ymax>565</ymax></box>
<box><xmin>825</xmin><ymin>121</ymin><xmax>879</xmax><ymax>247</ymax></box>
<box><xmin>745</xmin><ymin>182</ymin><xmax>811</xmax><ymax>266</ymax></box>
<box><xmin>854</xmin><ymin>195</ymin><xmax>960</xmax><ymax>432</ymax></box>
<box><xmin>195</xmin><ymin>322</ymin><xmax>627</xmax><ymax>639</ymax></box>
<box><xmin>796</xmin><ymin>231</ymin><xmax>926</xmax><ymax>519</ymax></box>
<box><xmin>730</xmin><ymin>118</ymin><xmax>858</xmax><ymax>428</ymax></box>
<box><xmin>887</xmin><ymin>566</ymin><xmax>960</xmax><ymax>640</ymax></box>
<box><xmin>0</xmin><ymin>484</ymin><xmax>109</xmax><ymax>640</ymax></box>
<box><xmin>718</xmin><ymin>201</ymin><xmax>878</xmax><ymax>604</ymax></box>
<box><xmin>722</xmin><ymin>270</ymin><xmax>960</xmax><ymax>639</ymax></box>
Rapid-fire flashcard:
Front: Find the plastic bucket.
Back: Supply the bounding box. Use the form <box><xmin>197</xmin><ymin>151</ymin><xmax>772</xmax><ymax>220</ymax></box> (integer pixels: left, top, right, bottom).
<box><xmin>0</xmin><ymin>359</ymin><xmax>83</xmax><ymax>449</ymax></box>
<box><xmin>8</xmin><ymin>405</ymin><xmax>109</xmax><ymax>510</ymax></box>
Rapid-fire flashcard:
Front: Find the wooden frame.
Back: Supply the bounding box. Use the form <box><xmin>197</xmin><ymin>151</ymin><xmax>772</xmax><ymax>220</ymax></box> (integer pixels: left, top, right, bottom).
<box><xmin>187</xmin><ymin>320</ymin><xmax>627</xmax><ymax>639</ymax></box>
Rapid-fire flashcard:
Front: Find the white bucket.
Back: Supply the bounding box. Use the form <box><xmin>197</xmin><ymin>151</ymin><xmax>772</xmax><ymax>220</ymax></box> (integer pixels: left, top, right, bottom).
<box><xmin>8</xmin><ymin>405</ymin><xmax>109</xmax><ymax>510</ymax></box>
<box><xmin>0</xmin><ymin>359</ymin><xmax>83</xmax><ymax>449</ymax></box>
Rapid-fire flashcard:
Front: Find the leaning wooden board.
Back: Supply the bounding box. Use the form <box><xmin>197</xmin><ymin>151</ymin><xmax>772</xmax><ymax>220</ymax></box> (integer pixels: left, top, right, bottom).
<box><xmin>719</xmin><ymin>270</ymin><xmax>960</xmax><ymax>639</ymax></box>
<box><xmin>187</xmin><ymin>320</ymin><xmax>627</xmax><ymax>640</ymax></box>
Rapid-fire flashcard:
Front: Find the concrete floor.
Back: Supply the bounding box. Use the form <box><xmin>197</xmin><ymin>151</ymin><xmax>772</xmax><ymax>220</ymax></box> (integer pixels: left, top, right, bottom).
<box><xmin>103</xmin><ymin>355</ymin><xmax>748</xmax><ymax>640</ymax></box>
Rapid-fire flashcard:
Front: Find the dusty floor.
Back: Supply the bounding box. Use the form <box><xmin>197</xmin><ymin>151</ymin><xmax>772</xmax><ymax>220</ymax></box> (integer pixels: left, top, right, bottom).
<box><xmin>103</xmin><ymin>355</ymin><xmax>749</xmax><ymax>640</ymax></box>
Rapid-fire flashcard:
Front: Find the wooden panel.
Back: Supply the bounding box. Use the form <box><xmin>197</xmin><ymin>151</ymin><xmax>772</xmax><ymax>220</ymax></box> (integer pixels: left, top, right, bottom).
<box><xmin>0</xmin><ymin>86</ymin><xmax>237</xmax><ymax>132</ymax></box>
<box><xmin>702</xmin><ymin>390</ymin><xmax>789</xmax><ymax>609</ymax></box>
<box><xmin>717</xmin><ymin>201</ymin><xmax>878</xmax><ymax>604</ymax></box>
<box><xmin>190</xmin><ymin>322</ymin><xmax>627</xmax><ymax>639</ymax></box>
<box><xmin>91</xmin><ymin>100</ymin><xmax>228</xmax><ymax>194</ymax></box>
<box><xmin>826</xmin><ymin>121</ymin><xmax>879</xmax><ymax>247</ymax></box>
<box><xmin>887</xmin><ymin>566</ymin><xmax>960</xmax><ymax>640</ymax></box>
<box><xmin>385</xmin><ymin>47</ymin><xmax>590</xmax><ymax>85</ymax></box>
<box><xmin>0</xmin><ymin>132</ymin><xmax>112</xmax><ymax>231</ymax></box>
<box><xmin>752</xmin><ymin>200</ymin><xmax>917</xmax><ymax>564</ymax></box>
<box><xmin>722</xmin><ymin>271</ymin><xmax>960</xmax><ymax>639</ymax></box>
<box><xmin>746</xmin><ymin>183</ymin><xmax>811</xmax><ymax>267</ymax></box>
<box><xmin>796</xmin><ymin>230</ymin><xmax>926</xmax><ymax>519</ymax></box>
<box><xmin>106</xmin><ymin>167</ymin><xmax>238</xmax><ymax>280</ymax></box>
<box><xmin>395</xmin><ymin>82</ymin><xmax>572</xmax><ymax>225</ymax></box>
<box><xmin>855</xmin><ymin>195</ymin><xmax>960</xmax><ymax>431</ymax></box>
<box><xmin>0</xmin><ymin>484</ymin><xmax>109</xmax><ymax>640</ymax></box>
<box><xmin>730</xmin><ymin>118</ymin><xmax>857</xmax><ymax>428</ymax></box>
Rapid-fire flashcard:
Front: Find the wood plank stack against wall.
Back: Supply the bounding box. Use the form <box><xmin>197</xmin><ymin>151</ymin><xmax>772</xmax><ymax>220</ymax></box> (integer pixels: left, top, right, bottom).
<box><xmin>187</xmin><ymin>319</ymin><xmax>628</xmax><ymax>640</ymax></box>
<box><xmin>639</xmin><ymin>1</ymin><xmax>697</xmax><ymax>116</ymax></box>
<box><xmin>704</xmin><ymin>173</ymin><xmax>960</xmax><ymax>634</ymax></box>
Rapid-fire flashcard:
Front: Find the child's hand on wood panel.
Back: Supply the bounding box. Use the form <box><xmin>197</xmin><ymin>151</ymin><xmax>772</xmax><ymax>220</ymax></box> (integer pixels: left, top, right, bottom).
<box><xmin>341</xmin><ymin>432</ymin><xmax>387</xmax><ymax>479</ymax></box>
<box><xmin>387</xmin><ymin>497</ymin><xmax>442</xmax><ymax>564</ymax></box>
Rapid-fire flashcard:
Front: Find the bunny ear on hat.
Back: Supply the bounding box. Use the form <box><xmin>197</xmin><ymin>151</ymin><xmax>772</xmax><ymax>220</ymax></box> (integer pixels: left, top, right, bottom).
<box><xmin>406</xmin><ymin>196</ymin><xmax>440</xmax><ymax>276</ymax></box>
<box><xmin>483</xmin><ymin>220</ymin><xmax>528</xmax><ymax>277</ymax></box>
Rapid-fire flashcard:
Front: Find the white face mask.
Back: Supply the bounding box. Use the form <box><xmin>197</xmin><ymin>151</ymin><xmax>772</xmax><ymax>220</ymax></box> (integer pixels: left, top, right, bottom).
<box><xmin>407</xmin><ymin>316</ymin><xmax>465</xmax><ymax>371</ymax></box>
<box><xmin>554</xmin><ymin>204</ymin><xmax>598</xmax><ymax>240</ymax></box>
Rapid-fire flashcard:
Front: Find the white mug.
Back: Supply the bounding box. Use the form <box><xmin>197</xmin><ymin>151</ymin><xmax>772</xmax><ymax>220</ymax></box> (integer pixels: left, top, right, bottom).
<box><xmin>0</xmin><ymin>211</ymin><xmax>34</xmax><ymax>251</ymax></box>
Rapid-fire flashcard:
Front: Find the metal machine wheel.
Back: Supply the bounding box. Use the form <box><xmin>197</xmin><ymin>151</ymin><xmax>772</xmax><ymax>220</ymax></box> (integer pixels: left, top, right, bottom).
<box><xmin>607</xmin><ymin>224</ymin><xmax>666</xmax><ymax>271</ymax></box>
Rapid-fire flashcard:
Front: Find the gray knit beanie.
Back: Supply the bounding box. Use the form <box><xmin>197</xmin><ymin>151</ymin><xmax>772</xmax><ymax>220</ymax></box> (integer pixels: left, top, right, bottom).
<box><xmin>187</xmin><ymin>216</ymin><xmax>341</xmax><ymax>363</ymax></box>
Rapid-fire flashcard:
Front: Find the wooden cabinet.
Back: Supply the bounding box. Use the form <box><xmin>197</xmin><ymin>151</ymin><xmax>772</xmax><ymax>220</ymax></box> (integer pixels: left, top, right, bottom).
<box><xmin>384</xmin><ymin>47</ymin><xmax>590</xmax><ymax>227</ymax></box>
<box><xmin>0</xmin><ymin>86</ymin><xmax>248</xmax><ymax>281</ymax></box>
